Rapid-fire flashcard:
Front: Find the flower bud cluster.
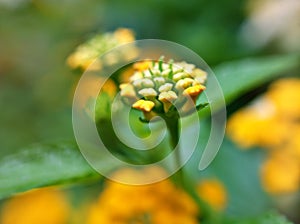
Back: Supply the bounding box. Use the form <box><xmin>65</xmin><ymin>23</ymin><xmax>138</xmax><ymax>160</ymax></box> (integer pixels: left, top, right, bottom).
<box><xmin>120</xmin><ymin>57</ymin><xmax>207</xmax><ymax>120</ymax></box>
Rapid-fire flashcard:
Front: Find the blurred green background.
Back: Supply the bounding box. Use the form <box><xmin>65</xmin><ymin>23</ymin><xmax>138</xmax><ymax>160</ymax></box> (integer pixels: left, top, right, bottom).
<box><xmin>0</xmin><ymin>0</ymin><xmax>299</xmax><ymax>222</ymax></box>
<box><xmin>1</xmin><ymin>0</ymin><xmax>299</xmax><ymax>155</ymax></box>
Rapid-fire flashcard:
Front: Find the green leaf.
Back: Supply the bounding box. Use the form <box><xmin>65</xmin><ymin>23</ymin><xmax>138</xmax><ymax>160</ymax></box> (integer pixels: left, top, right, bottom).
<box><xmin>216</xmin><ymin>54</ymin><xmax>299</xmax><ymax>103</ymax></box>
<box><xmin>0</xmin><ymin>142</ymin><xmax>100</xmax><ymax>199</ymax></box>
<box><xmin>200</xmin><ymin>54</ymin><xmax>300</xmax><ymax>116</ymax></box>
<box><xmin>229</xmin><ymin>211</ymin><xmax>293</xmax><ymax>224</ymax></box>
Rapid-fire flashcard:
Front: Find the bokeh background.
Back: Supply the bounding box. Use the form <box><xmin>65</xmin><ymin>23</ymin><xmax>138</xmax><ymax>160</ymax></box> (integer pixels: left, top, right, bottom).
<box><xmin>1</xmin><ymin>0</ymin><xmax>299</xmax><ymax>155</ymax></box>
<box><xmin>0</xmin><ymin>0</ymin><xmax>300</xmax><ymax>223</ymax></box>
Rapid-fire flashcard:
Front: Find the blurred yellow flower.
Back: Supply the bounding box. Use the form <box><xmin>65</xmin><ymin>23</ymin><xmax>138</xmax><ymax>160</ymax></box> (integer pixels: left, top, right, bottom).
<box><xmin>265</xmin><ymin>78</ymin><xmax>300</xmax><ymax>119</ymax></box>
<box><xmin>114</xmin><ymin>28</ymin><xmax>135</xmax><ymax>43</ymax></box>
<box><xmin>286</xmin><ymin>125</ymin><xmax>300</xmax><ymax>159</ymax></box>
<box><xmin>227</xmin><ymin>78</ymin><xmax>300</xmax><ymax>149</ymax></box>
<box><xmin>197</xmin><ymin>179</ymin><xmax>227</xmax><ymax>211</ymax></box>
<box><xmin>0</xmin><ymin>187</ymin><xmax>70</xmax><ymax>224</ymax></box>
<box><xmin>67</xmin><ymin>28</ymin><xmax>135</xmax><ymax>71</ymax></box>
<box><xmin>227</xmin><ymin>78</ymin><xmax>300</xmax><ymax>195</ymax></box>
<box><xmin>261</xmin><ymin>151</ymin><xmax>300</xmax><ymax>194</ymax></box>
<box><xmin>74</xmin><ymin>75</ymin><xmax>117</xmax><ymax>108</ymax></box>
<box><xmin>226</xmin><ymin>97</ymin><xmax>289</xmax><ymax>149</ymax></box>
<box><xmin>86</xmin><ymin>167</ymin><xmax>199</xmax><ymax>224</ymax></box>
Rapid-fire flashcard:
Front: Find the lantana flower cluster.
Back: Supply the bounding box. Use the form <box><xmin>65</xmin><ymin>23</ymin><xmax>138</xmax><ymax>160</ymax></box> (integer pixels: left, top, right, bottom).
<box><xmin>120</xmin><ymin>57</ymin><xmax>207</xmax><ymax>121</ymax></box>
<box><xmin>86</xmin><ymin>167</ymin><xmax>227</xmax><ymax>224</ymax></box>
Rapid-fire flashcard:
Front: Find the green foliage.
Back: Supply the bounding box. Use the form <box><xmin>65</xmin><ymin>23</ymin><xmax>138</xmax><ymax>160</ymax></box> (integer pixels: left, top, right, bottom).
<box><xmin>191</xmin><ymin>136</ymin><xmax>270</xmax><ymax>217</ymax></box>
<box><xmin>214</xmin><ymin>54</ymin><xmax>299</xmax><ymax>104</ymax></box>
<box><xmin>0</xmin><ymin>54</ymin><xmax>298</xmax><ymax>200</ymax></box>
<box><xmin>230</xmin><ymin>211</ymin><xmax>293</xmax><ymax>224</ymax></box>
<box><xmin>0</xmin><ymin>142</ymin><xmax>98</xmax><ymax>199</ymax></box>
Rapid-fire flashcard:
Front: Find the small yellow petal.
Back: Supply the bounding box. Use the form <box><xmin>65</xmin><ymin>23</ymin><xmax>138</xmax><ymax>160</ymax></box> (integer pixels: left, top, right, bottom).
<box><xmin>158</xmin><ymin>91</ymin><xmax>178</xmax><ymax>102</ymax></box>
<box><xmin>175</xmin><ymin>78</ymin><xmax>194</xmax><ymax>89</ymax></box>
<box><xmin>159</xmin><ymin>91</ymin><xmax>178</xmax><ymax>112</ymax></box>
<box><xmin>183</xmin><ymin>84</ymin><xmax>206</xmax><ymax>97</ymax></box>
<box><xmin>132</xmin><ymin>100</ymin><xmax>155</xmax><ymax>112</ymax></box>
<box><xmin>158</xmin><ymin>83</ymin><xmax>173</xmax><ymax>92</ymax></box>
<box><xmin>191</xmin><ymin>68</ymin><xmax>207</xmax><ymax>84</ymax></box>
<box><xmin>120</xmin><ymin>83</ymin><xmax>136</xmax><ymax>99</ymax></box>
<box><xmin>173</xmin><ymin>72</ymin><xmax>187</xmax><ymax>81</ymax></box>
<box><xmin>138</xmin><ymin>88</ymin><xmax>157</xmax><ymax>97</ymax></box>
<box><xmin>133</xmin><ymin>61</ymin><xmax>152</xmax><ymax>71</ymax></box>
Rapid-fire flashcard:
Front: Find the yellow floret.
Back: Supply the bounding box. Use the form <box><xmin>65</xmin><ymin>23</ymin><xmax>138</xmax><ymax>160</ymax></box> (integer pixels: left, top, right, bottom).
<box><xmin>261</xmin><ymin>151</ymin><xmax>300</xmax><ymax>194</ymax></box>
<box><xmin>132</xmin><ymin>99</ymin><xmax>155</xmax><ymax>112</ymax></box>
<box><xmin>197</xmin><ymin>179</ymin><xmax>227</xmax><ymax>211</ymax></box>
<box><xmin>183</xmin><ymin>84</ymin><xmax>206</xmax><ymax>98</ymax></box>
<box><xmin>266</xmin><ymin>78</ymin><xmax>300</xmax><ymax>119</ymax></box>
<box><xmin>133</xmin><ymin>60</ymin><xmax>153</xmax><ymax>71</ymax></box>
<box><xmin>0</xmin><ymin>188</ymin><xmax>70</xmax><ymax>224</ymax></box>
<box><xmin>86</xmin><ymin>167</ymin><xmax>199</xmax><ymax>224</ymax></box>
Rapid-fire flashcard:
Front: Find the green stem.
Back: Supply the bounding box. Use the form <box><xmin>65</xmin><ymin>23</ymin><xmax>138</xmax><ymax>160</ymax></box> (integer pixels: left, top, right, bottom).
<box><xmin>165</xmin><ymin>117</ymin><xmax>220</xmax><ymax>223</ymax></box>
<box><xmin>166</xmin><ymin>118</ymin><xmax>185</xmax><ymax>187</ymax></box>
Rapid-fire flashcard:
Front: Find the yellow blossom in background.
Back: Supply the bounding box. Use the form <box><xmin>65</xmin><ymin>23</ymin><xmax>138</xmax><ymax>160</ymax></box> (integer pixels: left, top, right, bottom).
<box><xmin>0</xmin><ymin>187</ymin><xmax>70</xmax><ymax>224</ymax></box>
<box><xmin>227</xmin><ymin>78</ymin><xmax>300</xmax><ymax>195</ymax></box>
<box><xmin>86</xmin><ymin>167</ymin><xmax>199</xmax><ymax>224</ymax></box>
<box><xmin>74</xmin><ymin>75</ymin><xmax>117</xmax><ymax>108</ymax></box>
<box><xmin>197</xmin><ymin>179</ymin><xmax>227</xmax><ymax>211</ymax></box>
<box><xmin>67</xmin><ymin>28</ymin><xmax>136</xmax><ymax>71</ymax></box>
<box><xmin>285</xmin><ymin>125</ymin><xmax>300</xmax><ymax>159</ymax></box>
<box><xmin>261</xmin><ymin>151</ymin><xmax>300</xmax><ymax>194</ymax></box>
<box><xmin>227</xmin><ymin>78</ymin><xmax>300</xmax><ymax>149</ymax></box>
<box><xmin>265</xmin><ymin>78</ymin><xmax>300</xmax><ymax>119</ymax></box>
<box><xmin>113</xmin><ymin>28</ymin><xmax>135</xmax><ymax>43</ymax></box>
<box><xmin>226</xmin><ymin>97</ymin><xmax>289</xmax><ymax>149</ymax></box>
<box><xmin>119</xmin><ymin>66</ymin><xmax>135</xmax><ymax>83</ymax></box>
